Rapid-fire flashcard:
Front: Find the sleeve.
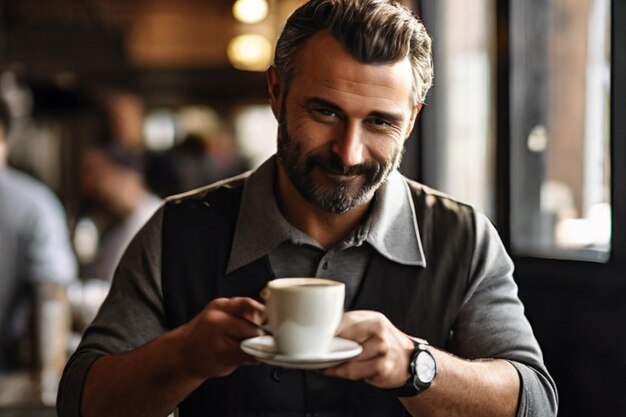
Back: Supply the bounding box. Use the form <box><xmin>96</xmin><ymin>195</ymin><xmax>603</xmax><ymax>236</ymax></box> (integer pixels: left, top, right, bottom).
<box><xmin>57</xmin><ymin>207</ymin><xmax>166</xmax><ymax>417</ymax></box>
<box><xmin>447</xmin><ymin>211</ymin><xmax>558</xmax><ymax>417</ymax></box>
<box><xmin>26</xmin><ymin>188</ymin><xmax>77</xmax><ymax>285</ymax></box>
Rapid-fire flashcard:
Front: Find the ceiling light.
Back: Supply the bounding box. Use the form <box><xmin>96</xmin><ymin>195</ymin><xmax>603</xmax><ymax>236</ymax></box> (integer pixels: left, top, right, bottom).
<box><xmin>233</xmin><ymin>0</ymin><xmax>269</xmax><ymax>24</ymax></box>
<box><xmin>227</xmin><ymin>34</ymin><xmax>273</xmax><ymax>72</ymax></box>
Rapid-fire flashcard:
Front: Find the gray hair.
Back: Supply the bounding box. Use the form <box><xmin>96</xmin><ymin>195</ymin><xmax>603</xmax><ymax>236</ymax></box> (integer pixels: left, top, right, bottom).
<box><xmin>274</xmin><ymin>0</ymin><xmax>433</xmax><ymax>104</ymax></box>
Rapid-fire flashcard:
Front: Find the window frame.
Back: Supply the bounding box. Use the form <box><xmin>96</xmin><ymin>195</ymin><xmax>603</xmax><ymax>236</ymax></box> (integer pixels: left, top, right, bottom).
<box><xmin>499</xmin><ymin>0</ymin><xmax>625</xmax><ymax>280</ymax></box>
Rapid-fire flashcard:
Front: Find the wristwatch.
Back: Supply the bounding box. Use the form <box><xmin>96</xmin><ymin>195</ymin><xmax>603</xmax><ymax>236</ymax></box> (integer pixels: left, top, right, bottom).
<box><xmin>393</xmin><ymin>337</ymin><xmax>437</xmax><ymax>397</ymax></box>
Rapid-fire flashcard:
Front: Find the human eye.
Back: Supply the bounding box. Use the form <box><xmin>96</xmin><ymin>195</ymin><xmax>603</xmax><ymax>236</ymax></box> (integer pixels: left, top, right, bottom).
<box><xmin>314</xmin><ymin>108</ymin><xmax>337</xmax><ymax>118</ymax></box>
<box><xmin>365</xmin><ymin>111</ymin><xmax>405</xmax><ymax>133</ymax></box>
<box><xmin>311</xmin><ymin>107</ymin><xmax>339</xmax><ymax>123</ymax></box>
<box><xmin>365</xmin><ymin>117</ymin><xmax>395</xmax><ymax>131</ymax></box>
<box><xmin>367</xmin><ymin>117</ymin><xmax>391</xmax><ymax>127</ymax></box>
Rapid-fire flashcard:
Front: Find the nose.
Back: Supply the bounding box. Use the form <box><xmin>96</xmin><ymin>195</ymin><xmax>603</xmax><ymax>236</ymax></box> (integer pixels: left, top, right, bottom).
<box><xmin>332</xmin><ymin>120</ymin><xmax>364</xmax><ymax>167</ymax></box>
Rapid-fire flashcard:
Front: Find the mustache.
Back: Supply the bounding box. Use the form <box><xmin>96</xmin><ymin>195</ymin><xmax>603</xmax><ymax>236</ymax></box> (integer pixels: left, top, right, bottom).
<box><xmin>306</xmin><ymin>153</ymin><xmax>381</xmax><ymax>178</ymax></box>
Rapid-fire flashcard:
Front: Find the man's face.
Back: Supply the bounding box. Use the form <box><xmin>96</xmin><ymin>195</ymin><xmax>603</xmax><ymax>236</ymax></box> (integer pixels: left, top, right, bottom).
<box><xmin>270</xmin><ymin>31</ymin><xmax>420</xmax><ymax>214</ymax></box>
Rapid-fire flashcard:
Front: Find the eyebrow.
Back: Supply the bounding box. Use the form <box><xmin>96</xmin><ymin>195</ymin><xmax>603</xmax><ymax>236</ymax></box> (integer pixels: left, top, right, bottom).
<box><xmin>368</xmin><ymin>110</ymin><xmax>404</xmax><ymax>125</ymax></box>
<box><xmin>304</xmin><ymin>97</ymin><xmax>405</xmax><ymax>125</ymax></box>
<box><xmin>304</xmin><ymin>97</ymin><xmax>343</xmax><ymax>113</ymax></box>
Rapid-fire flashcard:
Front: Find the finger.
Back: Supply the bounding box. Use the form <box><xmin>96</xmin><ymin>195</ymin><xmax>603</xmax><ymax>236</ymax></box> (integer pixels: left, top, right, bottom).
<box><xmin>320</xmin><ymin>335</ymin><xmax>376</xmax><ymax>380</ymax></box>
<box><xmin>336</xmin><ymin>311</ymin><xmax>387</xmax><ymax>344</ymax></box>
<box><xmin>213</xmin><ymin>297</ymin><xmax>265</xmax><ymax>343</ymax></box>
<box><xmin>220</xmin><ymin>311</ymin><xmax>265</xmax><ymax>340</ymax></box>
<box><xmin>322</xmin><ymin>356</ymin><xmax>381</xmax><ymax>381</ymax></box>
<box><xmin>220</xmin><ymin>297</ymin><xmax>267</xmax><ymax>323</ymax></box>
<box><xmin>354</xmin><ymin>336</ymin><xmax>389</xmax><ymax>362</ymax></box>
<box><xmin>324</xmin><ymin>354</ymin><xmax>403</xmax><ymax>388</ymax></box>
<box><xmin>199</xmin><ymin>301</ymin><xmax>262</xmax><ymax>341</ymax></box>
<box><xmin>206</xmin><ymin>298</ymin><xmax>266</xmax><ymax>334</ymax></box>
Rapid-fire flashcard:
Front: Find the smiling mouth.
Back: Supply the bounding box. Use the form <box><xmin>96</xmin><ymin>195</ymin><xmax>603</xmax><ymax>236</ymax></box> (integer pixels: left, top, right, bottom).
<box><xmin>326</xmin><ymin>171</ymin><xmax>359</xmax><ymax>180</ymax></box>
<box><xmin>306</xmin><ymin>154</ymin><xmax>375</xmax><ymax>183</ymax></box>
<box><xmin>317</xmin><ymin>165</ymin><xmax>360</xmax><ymax>180</ymax></box>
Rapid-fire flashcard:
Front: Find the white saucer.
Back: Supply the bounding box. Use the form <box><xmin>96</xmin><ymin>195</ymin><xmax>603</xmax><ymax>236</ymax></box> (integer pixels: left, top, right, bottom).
<box><xmin>240</xmin><ymin>335</ymin><xmax>362</xmax><ymax>370</ymax></box>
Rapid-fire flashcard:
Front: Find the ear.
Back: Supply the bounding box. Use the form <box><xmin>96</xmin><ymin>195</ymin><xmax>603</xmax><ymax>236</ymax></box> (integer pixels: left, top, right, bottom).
<box><xmin>404</xmin><ymin>103</ymin><xmax>423</xmax><ymax>140</ymax></box>
<box><xmin>266</xmin><ymin>65</ymin><xmax>283</xmax><ymax>121</ymax></box>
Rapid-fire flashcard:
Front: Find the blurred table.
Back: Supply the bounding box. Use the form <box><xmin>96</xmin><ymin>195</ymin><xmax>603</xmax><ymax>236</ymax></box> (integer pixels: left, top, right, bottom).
<box><xmin>0</xmin><ymin>372</ymin><xmax>56</xmax><ymax>417</ymax></box>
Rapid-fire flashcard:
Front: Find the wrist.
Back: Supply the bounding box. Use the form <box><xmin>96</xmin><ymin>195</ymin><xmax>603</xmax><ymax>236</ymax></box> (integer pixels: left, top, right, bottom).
<box><xmin>168</xmin><ymin>323</ymin><xmax>207</xmax><ymax>382</ymax></box>
<box><xmin>392</xmin><ymin>337</ymin><xmax>437</xmax><ymax>397</ymax></box>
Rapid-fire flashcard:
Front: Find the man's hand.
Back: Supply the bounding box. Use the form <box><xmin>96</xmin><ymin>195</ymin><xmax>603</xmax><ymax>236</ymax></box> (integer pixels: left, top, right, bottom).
<box><xmin>323</xmin><ymin>310</ymin><xmax>520</xmax><ymax>417</ymax></box>
<box><xmin>81</xmin><ymin>296</ymin><xmax>266</xmax><ymax>417</ymax></box>
<box><xmin>177</xmin><ymin>297</ymin><xmax>267</xmax><ymax>379</ymax></box>
<box><xmin>322</xmin><ymin>310</ymin><xmax>414</xmax><ymax>389</ymax></box>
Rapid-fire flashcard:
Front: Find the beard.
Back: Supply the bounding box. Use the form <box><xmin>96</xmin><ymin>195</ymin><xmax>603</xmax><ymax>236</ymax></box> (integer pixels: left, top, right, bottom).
<box><xmin>276</xmin><ymin>119</ymin><xmax>403</xmax><ymax>215</ymax></box>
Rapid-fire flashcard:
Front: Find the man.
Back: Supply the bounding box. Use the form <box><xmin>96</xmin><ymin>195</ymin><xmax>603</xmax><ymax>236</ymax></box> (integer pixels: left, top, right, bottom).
<box><xmin>79</xmin><ymin>143</ymin><xmax>162</xmax><ymax>282</ymax></box>
<box><xmin>58</xmin><ymin>1</ymin><xmax>558</xmax><ymax>416</ymax></box>
<box><xmin>146</xmin><ymin>106</ymin><xmax>249</xmax><ymax>198</ymax></box>
<box><xmin>0</xmin><ymin>99</ymin><xmax>76</xmax><ymax>370</ymax></box>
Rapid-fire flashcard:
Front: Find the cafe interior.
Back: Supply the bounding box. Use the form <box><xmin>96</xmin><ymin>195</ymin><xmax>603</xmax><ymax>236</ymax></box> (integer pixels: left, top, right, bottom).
<box><xmin>0</xmin><ymin>0</ymin><xmax>624</xmax><ymax>416</ymax></box>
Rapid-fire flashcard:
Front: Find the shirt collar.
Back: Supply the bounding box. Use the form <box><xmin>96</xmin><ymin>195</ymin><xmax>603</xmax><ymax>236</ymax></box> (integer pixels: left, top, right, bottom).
<box><xmin>226</xmin><ymin>156</ymin><xmax>426</xmax><ymax>274</ymax></box>
<box><xmin>226</xmin><ymin>157</ymin><xmax>292</xmax><ymax>274</ymax></box>
<box><xmin>365</xmin><ymin>169</ymin><xmax>425</xmax><ymax>267</ymax></box>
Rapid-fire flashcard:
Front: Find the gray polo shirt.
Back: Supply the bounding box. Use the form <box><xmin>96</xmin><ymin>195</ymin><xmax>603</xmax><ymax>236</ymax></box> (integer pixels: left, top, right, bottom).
<box><xmin>58</xmin><ymin>157</ymin><xmax>557</xmax><ymax>416</ymax></box>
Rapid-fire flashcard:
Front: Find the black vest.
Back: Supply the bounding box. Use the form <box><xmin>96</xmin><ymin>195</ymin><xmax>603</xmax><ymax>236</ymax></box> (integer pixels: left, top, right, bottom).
<box><xmin>162</xmin><ymin>179</ymin><xmax>475</xmax><ymax>417</ymax></box>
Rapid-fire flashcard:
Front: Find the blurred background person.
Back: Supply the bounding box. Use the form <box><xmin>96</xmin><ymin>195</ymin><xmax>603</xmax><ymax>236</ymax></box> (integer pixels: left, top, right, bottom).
<box><xmin>100</xmin><ymin>89</ymin><xmax>146</xmax><ymax>152</ymax></box>
<box><xmin>0</xmin><ymin>98</ymin><xmax>77</xmax><ymax>371</ymax></box>
<box><xmin>78</xmin><ymin>142</ymin><xmax>161</xmax><ymax>282</ymax></box>
<box><xmin>146</xmin><ymin>106</ymin><xmax>249</xmax><ymax>198</ymax></box>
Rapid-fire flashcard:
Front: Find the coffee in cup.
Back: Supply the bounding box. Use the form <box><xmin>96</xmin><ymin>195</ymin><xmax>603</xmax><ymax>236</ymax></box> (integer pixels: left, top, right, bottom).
<box><xmin>263</xmin><ymin>277</ymin><xmax>345</xmax><ymax>358</ymax></box>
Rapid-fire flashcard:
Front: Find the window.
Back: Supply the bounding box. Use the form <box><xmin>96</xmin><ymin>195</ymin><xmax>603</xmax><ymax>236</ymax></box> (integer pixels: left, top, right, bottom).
<box><xmin>510</xmin><ymin>0</ymin><xmax>611</xmax><ymax>262</ymax></box>
<box><xmin>420</xmin><ymin>0</ymin><xmax>496</xmax><ymax>219</ymax></box>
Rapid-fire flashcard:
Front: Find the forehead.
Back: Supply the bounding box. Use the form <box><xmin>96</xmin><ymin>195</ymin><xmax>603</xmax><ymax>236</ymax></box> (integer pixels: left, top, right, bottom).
<box><xmin>289</xmin><ymin>31</ymin><xmax>414</xmax><ymax>113</ymax></box>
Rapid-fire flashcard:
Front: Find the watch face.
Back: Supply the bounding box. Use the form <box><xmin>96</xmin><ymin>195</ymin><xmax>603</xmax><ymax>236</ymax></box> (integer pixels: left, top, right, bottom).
<box><xmin>415</xmin><ymin>350</ymin><xmax>436</xmax><ymax>383</ymax></box>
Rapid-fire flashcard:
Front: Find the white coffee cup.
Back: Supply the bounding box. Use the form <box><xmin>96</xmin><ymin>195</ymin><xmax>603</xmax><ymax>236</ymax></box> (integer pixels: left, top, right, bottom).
<box><xmin>263</xmin><ymin>277</ymin><xmax>345</xmax><ymax>358</ymax></box>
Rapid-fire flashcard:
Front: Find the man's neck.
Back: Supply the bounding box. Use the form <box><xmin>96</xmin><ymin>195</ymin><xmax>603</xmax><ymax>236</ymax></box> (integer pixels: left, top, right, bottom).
<box><xmin>274</xmin><ymin>163</ymin><xmax>372</xmax><ymax>249</ymax></box>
